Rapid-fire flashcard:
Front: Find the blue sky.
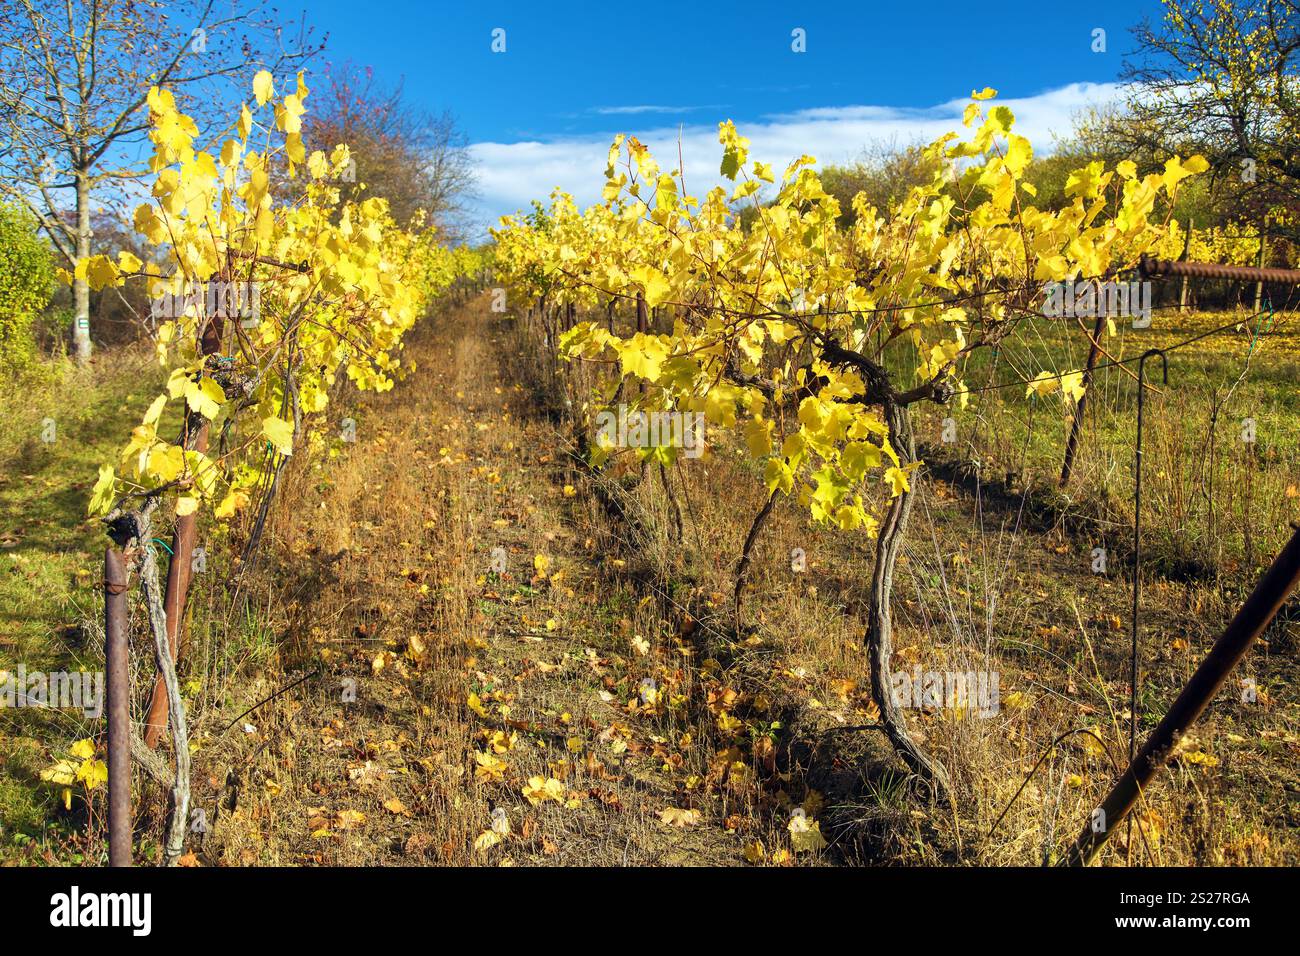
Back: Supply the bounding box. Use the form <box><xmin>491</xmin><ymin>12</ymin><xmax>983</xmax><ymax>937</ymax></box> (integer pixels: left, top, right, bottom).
<box><xmin>296</xmin><ymin>0</ymin><xmax>1167</xmax><ymax>234</ymax></box>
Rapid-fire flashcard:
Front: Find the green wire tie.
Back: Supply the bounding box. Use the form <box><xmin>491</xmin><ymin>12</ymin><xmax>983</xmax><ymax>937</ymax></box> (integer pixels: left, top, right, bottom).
<box><xmin>1246</xmin><ymin>296</ymin><xmax>1275</xmax><ymax>360</ymax></box>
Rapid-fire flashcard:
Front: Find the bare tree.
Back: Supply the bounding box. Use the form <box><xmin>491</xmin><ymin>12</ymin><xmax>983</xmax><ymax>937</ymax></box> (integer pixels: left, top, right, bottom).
<box><xmin>1123</xmin><ymin>0</ymin><xmax>1300</xmax><ymax>238</ymax></box>
<box><xmin>0</xmin><ymin>0</ymin><xmax>322</xmax><ymax>361</ymax></box>
<box><xmin>819</xmin><ymin>141</ymin><xmax>946</xmax><ymax>226</ymax></box>
<box><xmin>306</xmin><ymin>61</ymin><xmax>476</xmax><ymax>238</ymax></box>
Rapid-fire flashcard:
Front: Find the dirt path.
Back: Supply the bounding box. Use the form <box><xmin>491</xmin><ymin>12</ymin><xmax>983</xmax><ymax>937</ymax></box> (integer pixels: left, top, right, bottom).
<box><xmin>202</xmin><ymin>297</ymin><xmax>762</xmax><ymax>866</ymax></box>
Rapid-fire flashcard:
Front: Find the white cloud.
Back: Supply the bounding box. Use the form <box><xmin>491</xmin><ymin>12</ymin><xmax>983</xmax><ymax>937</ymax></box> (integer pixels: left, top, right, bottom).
<box><xmin>467</xmin><ymin>82</ymin><xmax>1124</xmax><ymax>238</ymax></box>
<box><xmin>593</xmin><ymin>105</ymin><xmax>716</xmax><ymax>115</ymax></box>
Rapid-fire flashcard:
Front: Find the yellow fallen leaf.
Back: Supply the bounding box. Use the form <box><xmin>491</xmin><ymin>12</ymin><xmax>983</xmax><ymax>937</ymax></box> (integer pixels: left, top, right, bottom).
<box><xmin>788</xmin><ymin>809</ymin><xmax>827</xmax><ymax>853</ymax></box>
<box><xmin>474</xmin><ymin>751</ymin><xmax>506</xmax><ymax>782</ymax></box>
<box><xmin>335</xmin><ymin>809</ymin><xmax>366</xmax><ymax>830</ymax></box>
<box><xmin>521</xmin><ymin>776</ymin><xmax>565</xmax><ymax>805</ymax></box>
<box><xmin>659</xmin><ymin>807</ymin><xmax>701</xmax><ymax>827</ymax></box>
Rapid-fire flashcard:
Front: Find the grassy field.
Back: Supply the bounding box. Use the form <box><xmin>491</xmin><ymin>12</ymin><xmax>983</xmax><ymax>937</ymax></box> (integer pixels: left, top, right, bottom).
<box><xmin>904</xmin><ymin>306</ymin><xmax>1300</xmax><ymax>579</ymax></box>
<box><xmin>0</xmin><ymin>349</ymin><xmax>167</xmax><ymax>860</ymax></box>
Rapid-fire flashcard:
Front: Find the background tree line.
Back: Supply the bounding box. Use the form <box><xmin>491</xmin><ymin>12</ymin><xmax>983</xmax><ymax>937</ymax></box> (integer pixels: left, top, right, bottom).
<box><xmin>0</xmin><ymin>0</ymin><xmax>476</xmax><ymax>369</ymax></box>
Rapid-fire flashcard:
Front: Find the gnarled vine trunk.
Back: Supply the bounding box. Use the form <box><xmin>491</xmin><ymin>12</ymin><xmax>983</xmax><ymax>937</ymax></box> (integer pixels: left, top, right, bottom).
<box><xmin>866</xmin><ymin>399</ymin><xmax>952</xmax><ymax>799</ymax></box>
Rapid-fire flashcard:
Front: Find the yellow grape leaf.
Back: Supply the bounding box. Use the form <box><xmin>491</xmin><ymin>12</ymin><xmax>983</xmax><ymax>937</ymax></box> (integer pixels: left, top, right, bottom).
<box><xmin>185</xmin><ymin>377</ymin><xmax>225</xmax><ymax>419</ymax></box>
<box><xmin>1161</xmin><ymin>155</ymin><xmax>1209</xmax><ymax>191</ymax></box>
<box><xmin>261</xmin><ymin>416</ymin><xmax>294</xmax><ymax>456</ymax></box>
<box><xmin>744</xmin><ymin>418</ymin><xmax>773</xmax><ymax>458</ymax></box>
<box><xmin>521</xmin><ymin>776</ymin><xmax>565</xmax><ymax>805</ymax></box>
<box><xmin>630</xmin><ymin>265</ymin><xmax>671</xmax><ymax>308</ymax></box>
<box><xmin>89</xmin><ymin>465</ymin><xmax>116</xmax><ymax>516</ymax></box>
<box><xmin>77</xmin><ymin>759</ymin><xmax>108</xmax><ymax>790</ymax></box>
<box><xmin>279</xmin><ymin>94</ymin><xmax>306</xmax><ymax>134</ymax></box>
<box><xmin>788</xmin><ymin>810</ymin><xmax>827</xmax><ymax>853</ymax></box>
<box><xmin>884</xmin><ymin>466</ymin><xmax>911</xmax><ymax>497</ymax></box>
<box><xmin>474</xmin><ymin>830</ymin><xmax>502</xmax><ymax>852</ymax></box>
<box><xmin>1079</xmin><ymin>733</ymin><xmax>1107</xmax><ymax>757</ymax></box>
<box><xmin>764</xmin><ymin>458</ymin><xmax>794</xmax><ymax>495</ymax></box>
<box><xmin>41</xmin><ymin>760</ymin><xmax>78</xmax><ymax>787</ymax></box>
<box><xmin>142</xmin><ymin>393</ymin><xmax>167</xmax><ymax>426</ymax></box>
<box><xmin>308</xmin><ymin>150</ymin><xmax>328</xmax><ymax>180</ymax></box>
<box><xmin>214</xmin><ymin>489</ymin><xmax>250</xmax><ymax>520</ymax></box>
<box><xmin>1025</xmin><ymin>371</ymin><xmax>1060</xmax><ymax>398</ymax></box>
<box><xmin>467</xmin><ymin>693</ymin><xmax>489</xmax><ymax>718</ymax></box>
<box><xmin>1060</xmin><ymin>370</ymin><xmax>1087</xmax><ymax>404</ymax></box>
<box><xmin>252</xmin><ymin>70</ymin><xmax>274</xmax><ymax>107</ymax></box>
<box><xmin>286</xmin><ymin>131</ymin><xmax>305</xmax><ymax>165</ymax></box>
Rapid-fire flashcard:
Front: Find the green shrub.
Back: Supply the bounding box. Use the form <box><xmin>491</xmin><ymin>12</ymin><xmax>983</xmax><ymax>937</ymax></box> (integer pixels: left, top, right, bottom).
<box><xmin>0</xmin><ymin>203</ymin><xmax>56</xmax><ymax>368</ymax></box>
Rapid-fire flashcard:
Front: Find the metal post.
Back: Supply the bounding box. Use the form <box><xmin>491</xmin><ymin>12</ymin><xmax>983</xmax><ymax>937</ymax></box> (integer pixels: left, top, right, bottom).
<box><xmin>1059</xmin><ymin>302</ymin><xmax>1107</xmax><ymax>488</ymax></box>
<box><xmin>1178</xmin><ymin>219</ymin><xmax>1193</xmax><ymax>314</ymax></box>
<box><xmin>1066</xmin><ymin>523</ymin><xmax>1300</xmax><ymax>865</ymax></box>
<box><xmin>104</xmin><ymin>546</ymin><xmax>131</xmax><ymax>867</ymax></box>
<box><xmin>1253</xmin><ymin>233</ymin><xmax>1266</xmax><ymax>314</ymax></box>
<box><xmin>142</xmin><ymin>419</ymin><xmax>208</xmax><ymax>748</ymax></box>
<box><xmin>1131</xmin><ymin>350</ymin><xmax>1167</xmax><ymax>763</ymax></box>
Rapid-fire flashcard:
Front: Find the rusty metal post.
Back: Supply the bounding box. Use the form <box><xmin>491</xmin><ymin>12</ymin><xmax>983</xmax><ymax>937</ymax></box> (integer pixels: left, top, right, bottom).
<box><xmin>1253</xmin><ymin>233</ymin><xmax>1266</xmax><ymax>314</ymax></box>
<box><xmin>1139</xmin><ymin>255</ymin><xmax>1300</xmax><ymax>285</ymax></box>
<box><xmin>104</xmin><ymin>546</ymin><xmax>131</xmax><ymax>867</ymax></box>
<box><xmin>1066</xmin><ymin>523</ymin><xmax>1300</xmax><ymax>865</ymax></box>
<box><xmin>143</xmin><ymin>420</ymin><xmax>209</xmax><ymax>749</ymax></box>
